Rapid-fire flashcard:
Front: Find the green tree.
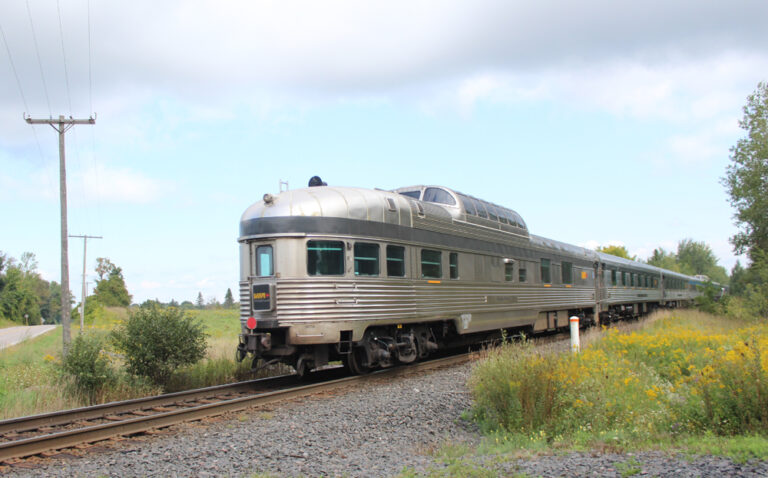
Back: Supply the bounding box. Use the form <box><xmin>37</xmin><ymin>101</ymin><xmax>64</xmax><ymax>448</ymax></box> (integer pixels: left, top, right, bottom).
<box><xmin>729</xmin><ymin>261</ymin><xmax>748</xmax><ymax>296</ymax></box>
<box><xmin>647</xmin><ymin>248</ymin><xmax>680</xmax><ymax>272</ymax></box>
<box><xmin>676</xmin><ymin>239</ymin><xmax>729</xmax><ymax>284</ymax></box>
<box><xmin>596</xmin><ymin>245</ymin><xmax>636</xmax><ymax>261</ymax></box>
<box><xmin>224</xmin><ymin>288</ymin><xmax>235</xmax><ymax>308</ymax></box>
<box><xmin>95</xmin><ymin>257</ymin><xmax>117</xmax><ymax>281</ymax></box>
<box><xmin>92</xmin><ymin>260</ymin><xmax>132</xmax><ymax>307</ymax></box>
<box><xmin>111</xmin><ymin>304</ymin><xmax>208</xmax><ymax>387</ymax></box>
<box><xmin>196</xmin><ymin>292</ymin><xmax>204</xmax><ymax>309</ymax></box>
<box><xmin>723</xmin><ymin>81</ymin><xmax>768</xmax><ymax>259</ymax></box>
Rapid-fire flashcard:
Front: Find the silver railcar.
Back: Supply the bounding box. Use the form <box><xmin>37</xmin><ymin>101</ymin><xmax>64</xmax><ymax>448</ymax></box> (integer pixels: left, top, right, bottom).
<box><xmin>236</xmin><ymin>183</ymin><xmax>706</xmax><ymax>375</ymax></box>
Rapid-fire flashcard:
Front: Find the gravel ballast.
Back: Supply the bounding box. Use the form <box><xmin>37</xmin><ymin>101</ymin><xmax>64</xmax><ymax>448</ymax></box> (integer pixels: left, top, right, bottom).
<box><xmin>5</xmin><ymin>362</ymin><xmax>768</xmax><ymax>477</ymax></box>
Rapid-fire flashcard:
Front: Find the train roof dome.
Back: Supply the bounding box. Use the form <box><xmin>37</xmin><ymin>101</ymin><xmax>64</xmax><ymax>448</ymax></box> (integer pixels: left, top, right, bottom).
<box><xmin>393</xmin><ymin>185</ymin><xmax>528</xmax><ymax>233</ymax></box>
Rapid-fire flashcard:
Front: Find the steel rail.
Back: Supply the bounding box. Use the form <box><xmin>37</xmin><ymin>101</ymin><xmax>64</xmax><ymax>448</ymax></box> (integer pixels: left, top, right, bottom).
<box><xmin>0</xmin><ymin>354</ymin><xmax>470</xmax><ymax>463</ymax></box>
<box><xmin>0</xmin><ymin>373</ymin><xmax>297</xmax><ymax>436</ymax></box>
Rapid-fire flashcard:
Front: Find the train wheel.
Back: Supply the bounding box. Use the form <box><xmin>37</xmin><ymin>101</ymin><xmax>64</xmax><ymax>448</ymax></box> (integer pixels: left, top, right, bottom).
<box><xmin>295</xmin><ymin>355</ymin><xmax>312</xmax><ymax>379</ymax></box>
<box><xmin>344</xmin><ymin>347</ymin><xmax>371</xmax><ymax>375</ymax></box>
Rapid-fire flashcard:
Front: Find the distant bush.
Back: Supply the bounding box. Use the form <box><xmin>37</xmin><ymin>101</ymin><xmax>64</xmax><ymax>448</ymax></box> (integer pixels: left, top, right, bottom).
<box><xmin>61</xmin><ymin>332</ymin><xmax>115</xmax><ymax>403</ymax></box>
<box><xmin>111</xmin><ymin>305</ymin><xmax>208</xmax><ymax>388</ymax></box>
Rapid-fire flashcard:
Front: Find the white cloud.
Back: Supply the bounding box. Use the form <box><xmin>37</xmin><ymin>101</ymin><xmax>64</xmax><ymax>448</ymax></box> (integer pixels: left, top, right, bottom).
<box><xmin>79</xmin><ymin>164</ymin><xmax>169</xmax><ymax>204</ymax></box>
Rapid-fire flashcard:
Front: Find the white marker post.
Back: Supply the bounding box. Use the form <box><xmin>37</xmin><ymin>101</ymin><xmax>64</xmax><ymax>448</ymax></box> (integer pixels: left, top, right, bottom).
<box><xmin>569</xmin><ymin>316</ymin><xmax>580</xmax><ymax>354</ymax></box>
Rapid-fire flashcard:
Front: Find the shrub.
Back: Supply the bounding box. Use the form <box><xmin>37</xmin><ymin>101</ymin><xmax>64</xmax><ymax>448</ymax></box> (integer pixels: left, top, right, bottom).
<box><xmin>60</xmin><ymin>332</ymin><xmax>115</xmax><ymax>403</ymax></box>
<box><xmin>111</xmin><ymin>305</ymin><xmax>208</xmax><ymax>387</ymax></box>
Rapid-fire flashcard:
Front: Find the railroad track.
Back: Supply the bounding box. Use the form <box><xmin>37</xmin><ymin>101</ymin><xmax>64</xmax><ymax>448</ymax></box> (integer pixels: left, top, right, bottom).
<box><xmin>0</xmin><ymin>353</ymin><xmax>472</xmax><ymax>464</ymax></box>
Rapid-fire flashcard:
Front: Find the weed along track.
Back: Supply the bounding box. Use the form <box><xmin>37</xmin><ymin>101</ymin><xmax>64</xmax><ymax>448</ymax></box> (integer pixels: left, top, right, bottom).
<box><xmin>0</xmin><ymin>354</ymin><xmax>471</xmax><ymax>464</ymax></box>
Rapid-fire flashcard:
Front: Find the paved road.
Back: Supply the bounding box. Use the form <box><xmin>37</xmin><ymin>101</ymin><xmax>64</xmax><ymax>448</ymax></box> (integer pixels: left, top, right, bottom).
<box><xmin>0</xmin><ymin>325</ymin><xmax>58</xmax><ymax>350</ymax></box>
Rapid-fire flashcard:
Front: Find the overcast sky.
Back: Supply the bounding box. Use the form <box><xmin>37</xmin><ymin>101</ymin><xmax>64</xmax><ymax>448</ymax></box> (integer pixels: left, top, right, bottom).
<box><xmin>1</xmin><ymin>0</ymin><xmax>766</xmax><ymax>305</ymax></box>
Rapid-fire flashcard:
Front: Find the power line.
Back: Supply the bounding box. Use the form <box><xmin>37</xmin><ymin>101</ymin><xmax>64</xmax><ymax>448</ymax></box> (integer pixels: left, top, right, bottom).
<box><xmin>87</xmin><ymin>0</ymin><xmax>93</xmax><ymax>114</ymax></box>
<box><xmin>57</xmin><ymin>0</ymin><xmax>73</xmax><ymax>114</ymax></box>
<box><xmin>0</xmin><ymin>21</ymin><xmax>30</xmax><ymax>113</ymax></box>
<box><xmin>26</xmin><ymin>0</ymin><xmax>52</xmax><ymax>116</ymax></box>
<box><xmin>1</xmin><ymin>20</ymin><xmax>47</xmax><ymax>163</ymax></box>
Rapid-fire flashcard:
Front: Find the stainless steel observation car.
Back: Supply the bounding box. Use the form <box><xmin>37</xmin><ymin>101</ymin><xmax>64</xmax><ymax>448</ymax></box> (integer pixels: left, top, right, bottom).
<box><xmin>236</xmin><ymin>183</ymin><xmax>707</xmax><ymax>375</ymax></box>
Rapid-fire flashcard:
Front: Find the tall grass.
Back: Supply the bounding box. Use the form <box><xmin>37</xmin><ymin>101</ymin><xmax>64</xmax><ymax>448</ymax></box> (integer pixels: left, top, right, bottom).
<box><xmin>0</xmin><ymin>307</ymin><xmax>277</xmax><ymax>418</ymax></box>
<box><xmin>468</xmin><ymin>310</ymin><xmax>768</xmax><ymax>449</ymax></box>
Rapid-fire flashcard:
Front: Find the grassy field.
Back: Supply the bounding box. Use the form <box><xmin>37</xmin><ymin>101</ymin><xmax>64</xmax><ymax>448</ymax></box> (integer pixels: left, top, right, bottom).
<box><xmin>452</xmin><ymin>309</ymin><xmax>768</xmax><ymax>467</ymax></box>
<box><xmin>0</xmin><ymin>307</ymin><xmax>251</xmax><ymax>419</ymax></box>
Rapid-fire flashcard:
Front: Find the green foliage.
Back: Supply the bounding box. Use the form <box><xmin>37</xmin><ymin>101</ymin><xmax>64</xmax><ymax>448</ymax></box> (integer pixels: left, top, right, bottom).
<box><xmin>647</xmin><ymin>248</ymin><xmax>680</xmax><ymax>272</ymax></box>
<box><xmin>676</xmin><ymin>239</ymin><xmax>729</xmax><ymax>284</ymax></box>
<box><xmin>93</xmin><ymin>260</ymin><xmax>132</xmax><ymax>307</ymax></box>
<box><xmin>694</xmin><ymin>282</ymin><xmax>729</xmax><ymax>315</ymax></box>
<box><xmin>111</xmin><ymin>305</ymin><xmax>208</xmax><ymax>387</ymax></box>
<box><xmin>224</xmin><ymin>288</ymin><xmax>235</xmax><ymax>308</ymax></box>
<box><xmin>723</xmin><ymin>81</ymin><xmax>768</xmax><ymax>259</ymax></box>
<box><xmin>597</xmin><ymin>245</ymin><xmax>635</xmax><ymax>260</ymax></box>
<box><xmin>60</xmin><ymin>332</ymin><xmax>115</xmax><ymax>403</ymax></box>
<box><xmin>469</xmin><ymin>313</ymin><xmax>768</xmax><ymax>450</ymax></box>
<box><xmin>0</xmin><ymin>251</ymin><xmax>60</xmax><ymax>324</ymax></box>
<box><xmin>729</xmin><ymin>261</ymin><xmax>748</xmax><ymax>296</ymax></box>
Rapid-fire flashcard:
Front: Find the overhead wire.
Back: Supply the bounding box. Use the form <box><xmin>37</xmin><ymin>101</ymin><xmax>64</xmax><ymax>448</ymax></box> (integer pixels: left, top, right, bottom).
<box><xmin>27</xmin><ymin>0</ymin><xmax>52</xmax><ymax>117</ymax></box>
<box><xmin>0</xmin><ymin>20</ymin><xmax>46</xmax><ymax>163</ymax></box>
<box><xmin>56</xmin><ymin>0</ymin><xmax>73</xmax><ymax>115</ymax></box>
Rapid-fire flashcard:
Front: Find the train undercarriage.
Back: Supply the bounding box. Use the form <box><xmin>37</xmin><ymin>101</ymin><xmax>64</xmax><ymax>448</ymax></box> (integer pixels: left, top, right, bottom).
<box><xmin>237</xmin><ymin>301</ymin><xmax>689</xmax><ymax>377</ymax></box>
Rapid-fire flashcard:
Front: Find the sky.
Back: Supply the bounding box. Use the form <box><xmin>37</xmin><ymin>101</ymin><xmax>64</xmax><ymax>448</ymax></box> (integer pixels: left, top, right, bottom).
<box><xmin>1</xmin><ymin>0</ymin><xmax>766</xmax><ymax>305</ymax></box>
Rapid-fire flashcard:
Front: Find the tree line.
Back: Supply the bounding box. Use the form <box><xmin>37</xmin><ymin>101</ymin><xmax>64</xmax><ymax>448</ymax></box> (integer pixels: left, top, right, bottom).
<box><xmin>596</xmin><ymin>239</ymin><xmax>729</xmax><ymax>285</ymax></box>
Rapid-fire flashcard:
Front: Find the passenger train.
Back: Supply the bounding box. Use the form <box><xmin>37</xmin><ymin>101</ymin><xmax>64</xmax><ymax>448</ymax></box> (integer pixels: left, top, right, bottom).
<box><xmin>236</xmin><ymin>179</ymin><xmax>707</xmax><ymax>375</ymax></box>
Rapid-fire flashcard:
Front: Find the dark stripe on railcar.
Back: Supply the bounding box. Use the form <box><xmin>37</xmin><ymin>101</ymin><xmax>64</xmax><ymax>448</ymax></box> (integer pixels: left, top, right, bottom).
<box><xmin>240</xmin><ymin>216</ymin><xmax>596</xmax><ymax>268</ymax></box>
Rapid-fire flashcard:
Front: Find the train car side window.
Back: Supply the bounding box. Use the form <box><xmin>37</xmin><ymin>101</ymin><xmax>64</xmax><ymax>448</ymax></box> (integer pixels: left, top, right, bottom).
<box><xmin>562</xmin><ymin>262</ymin><xmax>573</xmax><ymax>284</ymax></box>
<box><xmin>461</xmin><ymin>196</ymin><xmax>477</xmax><ymax>216</ymax></box>
<box><xmin>473</xmin><ymin>199</ymin><xmax>488</xmax><ymax>219</ymax></box>
<box><xmin>487</xmin><ymin>204</ymin><xmax>499</xmax><ymax>222</ymax></box>
<box><xmin>449</xmin><ymin>252</ymin><xmax>459</xmax><ymax>279</ymax></box>
<box><xmin>540</xmin><ymin>259</ymin><xmax>551</xmax><ymax>284</ymax></box>
<box><xmin>307</xmin><ymin>240</ymin><xmax>345</xmax><ymax>276</ymax></box>
<box><xmin>421</xmin><ymin>249</ymin><xmax>442</xmax><ymax>279</ymax></box>
<box><xmin>519</xmin><ymin>265</ymin><xmax>527</xmax><ymax>282</ymax></box>
<box><xmin>386</xmin><ymin>245</ymin><xmax>406</xmax><ymax>277</ymax></box>
<box><xmin>504</xmin><ymin>260</ymin><xmax>514</xmax><ymax>281</ymax></box>
<box><xmin>423</xmin><ymin>187</ymin><xmax>457</xmax><ymax>206</ymax></box>
<box><xmin>354</xmin><ymin>242</ymin><xmax>380</xmax><ymax>276</ymax></box>
<box><xmin>610</xmin><ymin>269</ymin><xmax>617</xmax><ymax>286</ymax></box>
<box><xmin>255</xmin><ymin>245</ymin><xmax>273</xmax><ymax>277</ymax></box>
<box><xmin>621</xmin><ymin>271</ymin><xmax>627</xmax><ymax>286</ymax></box>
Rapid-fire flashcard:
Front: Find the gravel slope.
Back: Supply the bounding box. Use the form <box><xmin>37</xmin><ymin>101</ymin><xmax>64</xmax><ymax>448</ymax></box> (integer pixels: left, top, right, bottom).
<box><xmin>4</xmin><ymin>362</ymin><xmax>767</xmax><ymax>477</ymax></box>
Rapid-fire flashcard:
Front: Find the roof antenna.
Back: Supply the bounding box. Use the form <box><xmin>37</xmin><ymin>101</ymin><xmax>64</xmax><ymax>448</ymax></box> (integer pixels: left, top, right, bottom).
<box><xmin>308</xmin><ymin>176</ymin><xmax>327</xmax><ymax>187</ymax></box>
<box><xmin>279</xmin><ymin>180</ymin><xmax>289</xmax><ymax>192</ymax></box>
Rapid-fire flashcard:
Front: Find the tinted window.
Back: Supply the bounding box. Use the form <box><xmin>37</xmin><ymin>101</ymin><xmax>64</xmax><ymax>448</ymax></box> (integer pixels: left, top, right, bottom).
<box><xmin>449</xmin><ymin>252</ymin><xmax>459</xmax><ymax>279</ymax></box>
<box><xmin>610</xmin><ymin>269</ymin><xmax>617</xmax><ymax>286</ymax></box>
<box><xmin>486</xmin><ymin>204</ymin><xmax>499</xmax><ymax>221</ymax></box>
<box><xmin>461</xmin><ymin>196</ymin><xmax>477</xmax><ymax>216</ymax></box>
<box><xmin>386</xmin><ymin>245</ymin><xmax>405</xmax><ymax>277</ymax></box>
<box><xmin>562</xmin><ymin>262</ymin><xmax>573</xmax><ymax>284</ymax></box>
<box><xmin>541</xmin><ymin>259</ymin><xmax>551</xmax><ymax>284</ymax></box>
<box><xmin>423</xmin><ymin>187</ymin><xmax>456</xmax><ymax>206</ymax></box>
<box><xmin>505</xmin><ymin>262</ymin><xmax>514</xmax><ymax>281</ymax></box>
<box><xmin>399</xmin><ymin>190</ymin><xmax>420</xmax><ymax>199</ymax></box>
<box><xmin>307</xmin><ymin>240</ymin><xmax>344</xmax><ymax>276</ymax></box>
<box><xmin>256</xmin><ymin>245</ymin><xmax>273</xmax><ymax>277</ymax></box>
<box><xmin>354</xmin><ymin>242</ymin><xmax>379</xmax><ymax>276</ymax></box>
<box><xmin>421</xmin><ymin>249</ymin><xmax>442</xmax><ymax>279</ymax></box>
<box><xmin>473</xmin><ymin>199</ymin><xmax>488</xmax><ymax>218</ymax></box>
<box><xmin>519</xmin><ymin>266</ymin><xmax>527</xmax><ymax>282</ymax></box>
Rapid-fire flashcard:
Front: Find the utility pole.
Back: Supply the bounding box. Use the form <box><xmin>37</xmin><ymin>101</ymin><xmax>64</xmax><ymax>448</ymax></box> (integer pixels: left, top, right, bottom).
<box><xmin>69</xmin><ymin>234</ymin><xmax>102</xmax><ymax>333</ymax></box>
<box><xmin>25</xmin><ymin>115</ymin><xmax>96</xmax><ymax>355</ymax></box>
